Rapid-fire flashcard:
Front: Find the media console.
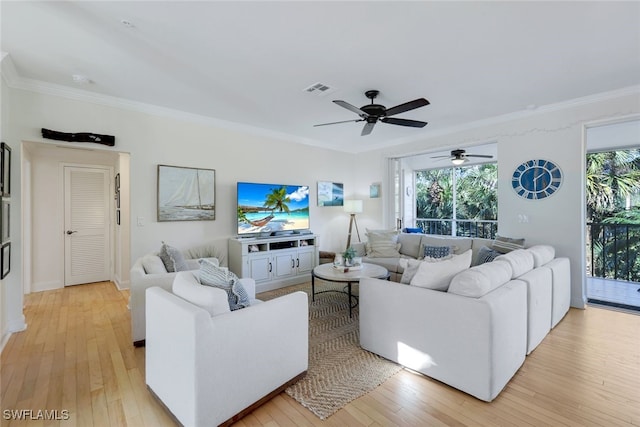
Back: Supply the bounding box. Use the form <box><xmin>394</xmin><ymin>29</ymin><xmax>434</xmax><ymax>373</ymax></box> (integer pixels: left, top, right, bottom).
<box><xmin>228</xmin><ymin>235</ymin><xmax>319</xmax><ymax>292</ymax></box>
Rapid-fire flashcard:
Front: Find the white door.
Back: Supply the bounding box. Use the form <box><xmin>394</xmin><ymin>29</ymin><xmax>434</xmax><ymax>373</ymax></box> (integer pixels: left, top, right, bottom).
<box><xmin>64</xmin><ymin>166</ymin><xmax>111</xmax><ymax>286</ymax></box>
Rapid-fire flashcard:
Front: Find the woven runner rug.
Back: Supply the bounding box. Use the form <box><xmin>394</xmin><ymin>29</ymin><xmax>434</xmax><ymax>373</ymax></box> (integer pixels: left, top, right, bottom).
<box><xmin>258</xmin><ymin>281</ymin><xmax>402</xmax><ymax>420</ymax></box>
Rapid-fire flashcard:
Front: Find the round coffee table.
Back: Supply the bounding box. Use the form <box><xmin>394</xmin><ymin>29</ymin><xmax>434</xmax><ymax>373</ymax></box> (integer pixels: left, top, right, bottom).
<box><xmin>312</xmin><ymin>262</ymin><xmax>390</xmax><ymax>317</ymax></box>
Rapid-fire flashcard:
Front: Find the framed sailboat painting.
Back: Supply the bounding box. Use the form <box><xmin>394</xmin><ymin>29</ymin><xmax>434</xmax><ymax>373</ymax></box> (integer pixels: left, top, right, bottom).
<box><xmin>157</xmin><ymin>164</ymin><xmax>216</xmax><ymax>221</ymax></box>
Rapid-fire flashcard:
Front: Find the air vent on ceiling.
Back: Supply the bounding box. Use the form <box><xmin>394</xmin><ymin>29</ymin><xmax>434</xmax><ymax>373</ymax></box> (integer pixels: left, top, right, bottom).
<box><xmin>303</xmin><ymin>82</ymin><xmax>336</xmax><ymax>97</ymax></box>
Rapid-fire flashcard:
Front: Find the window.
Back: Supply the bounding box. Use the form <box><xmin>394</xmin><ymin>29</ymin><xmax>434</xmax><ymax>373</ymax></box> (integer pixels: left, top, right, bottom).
<box><xmin>415</xmin><ymin>163</ymin><xmax>497</xmax><ymax>238</ymax></box>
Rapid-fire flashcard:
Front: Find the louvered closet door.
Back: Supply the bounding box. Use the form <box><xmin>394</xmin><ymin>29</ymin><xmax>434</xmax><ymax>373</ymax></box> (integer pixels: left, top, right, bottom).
<box><xmin>64</xmin><ymin>167</ymin><xmax>111</xmax><ymax>286</ymax></box>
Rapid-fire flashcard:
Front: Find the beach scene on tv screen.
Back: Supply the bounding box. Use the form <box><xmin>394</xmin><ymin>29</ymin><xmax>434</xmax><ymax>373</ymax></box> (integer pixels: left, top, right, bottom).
<box><xmin>237</xmin><ymin>183</ymin><xmax>310</xmax><ymax>235</ymax></box>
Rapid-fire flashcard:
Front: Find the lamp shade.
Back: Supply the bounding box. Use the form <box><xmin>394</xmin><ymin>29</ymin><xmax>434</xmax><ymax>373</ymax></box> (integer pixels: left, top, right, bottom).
<box><xmin>343</xmin><ymin>199</ymin><xmax>363</xmax><ymax>214</ymax></box>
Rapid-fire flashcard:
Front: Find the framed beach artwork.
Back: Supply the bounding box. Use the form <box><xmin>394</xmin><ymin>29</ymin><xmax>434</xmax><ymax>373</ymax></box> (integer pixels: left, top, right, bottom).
<box><xmin>317</xmin><ymin>181</ymin><xmax>344</xmax><ymax>207</ymax></box>
<box><xmin>157</xmin><ymin>165</ymin><xmax>216</xmax><ymax>222</ymax></box>
<box><xmin>370</xmin><ymin>182</ymin><xmax>381</xmax><ymax>198</ymax></box>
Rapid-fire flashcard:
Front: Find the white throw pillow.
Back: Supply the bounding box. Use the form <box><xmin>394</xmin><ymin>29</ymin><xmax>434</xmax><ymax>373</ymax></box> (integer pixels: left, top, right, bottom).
<box><xmin>410</xmin><ymin>249</ymin><xmax>472</xmax><ymax>291</ymax></box>
<box><xmin>173</xmin><ymin>272</ymin><xmax>231</xmax><ymax>317</ymax></box>
<box><xmin>141</xmin><ymin>254</ymin><xmax>167</xmax><ymax>274</ymax></box>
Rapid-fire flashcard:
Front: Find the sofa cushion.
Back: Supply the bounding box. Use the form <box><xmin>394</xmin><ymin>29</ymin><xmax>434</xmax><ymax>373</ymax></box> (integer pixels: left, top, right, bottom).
<box><xmin>398</xmin><ymin>258</ymin><xmax>422</xmax><ymax>284</ymax></box>
<box><xmin>198</xmin><ymin>259</ymin><xmax>250</xmax><ymax>310</ymax></box>
<box><xmin>527</xmin><ymin>245</ymin><xmax>556</xmax><ymax>268</ymax></box>
<box><xmin>476</xmin><ymin>246</ymin><xmax>502</xmax><ymax>266</ymax></box>
<box><xmin>410</xmin><ymin>249</ymin><xmax>472</xmax><ymax>291</ymax></box>
<box><xmin>365</xmin><ymin>256</ymin><xmax>404</xmax><ymax>274</ymax></box>
<box><xmin>491</xmin><ymin>235</ymin><xmax>525</xmax><ymax>254</ymax></box>
<box><xmin>448</xmin><ymin>260</ymin><xmax>513</xmax><ymax>298</ymax></box>
<box><xmin>159</xmin><ymin>242</ymin><xmax>188</xmax><ymax>272</ymax></box>
<box><xmin>185</xmin><ymin>257</ymin><xmax>219</xmax><ymax>271</ymax></box>
<box><xmin>142</xmin><ymin>254</ymin><xmax>167</xmax><ymax>274</ymax></box>
<box><xmin>397</xmin><ymin>233</ymin><xmax>423</xmax><ymax>258</ymax></box>
<box><xmin>495</xmin><ymin>249</ymin><xmax>534</xmax><ymax>278</ymax></box>
<box><xmin>173</xmin><ymin>271</ymin><xmax>231</xmax><ymax>317</ymax></box>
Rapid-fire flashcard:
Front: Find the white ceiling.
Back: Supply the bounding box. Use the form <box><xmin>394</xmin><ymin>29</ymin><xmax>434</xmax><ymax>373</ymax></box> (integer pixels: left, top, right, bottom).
<box><xmin>2</xmin><ymin>1</ymin><xmax>639</xmax><ymax>153</ymax></box>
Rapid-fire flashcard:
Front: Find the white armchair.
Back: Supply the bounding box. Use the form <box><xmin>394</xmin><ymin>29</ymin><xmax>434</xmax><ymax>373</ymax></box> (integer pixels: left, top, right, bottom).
<box><xmin>145</xmin><ymin>275</ymin><xmax>308</xmax><ymax>426</ymax></box>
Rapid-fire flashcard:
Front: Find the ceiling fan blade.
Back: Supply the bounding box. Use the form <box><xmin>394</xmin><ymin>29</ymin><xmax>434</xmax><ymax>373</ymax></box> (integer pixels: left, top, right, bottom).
<box><xmin>334</xmin><ymin>100</ymin><xmax>368</xmax><ymax>117</ymax></box>
<box><xmin>361</xmin><ymin>122</ymin><xmax>376</xmax><ymax>136</ymax></box>
<box><xmin>385</xmin><ymin>98</ymin><xmax>430</xmax><ymax>117</ymax></box>
<box><xmin>381</xmin><ymin>117</ymin><xmax>428</xmax><ymax>128</ymax></box>
<box><xmin>465</xmin><ymin>154</ymin><xmax>494</xmax><ymax>159</ymax></box>
<box><xmin>430</xmin><ymin>154</ymin><xmax>452</xmax><ymax>159</ymax></box>
<box><xmin>313</xmin><ymin>119</ymin><xmax>364</xmax><ymax>127</ymax></box>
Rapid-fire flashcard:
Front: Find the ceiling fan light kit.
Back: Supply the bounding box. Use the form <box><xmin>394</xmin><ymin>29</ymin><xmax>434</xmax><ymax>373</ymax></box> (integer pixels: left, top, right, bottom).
<box><xmin>432</xmin><ymin>149</ymin><xmax>494</xmax><ymax>165</ymax></box>
<box><xmin>314</xmin><ymin>89</ymin><xmax>430</xmax><ymax>136</ymax></box>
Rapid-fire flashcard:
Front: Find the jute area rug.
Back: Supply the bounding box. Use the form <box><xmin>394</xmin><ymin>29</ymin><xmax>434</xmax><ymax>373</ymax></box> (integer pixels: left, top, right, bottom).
<box><xmin>258</xmin><ymin>281</ymin><xmax>402</xmax><ymax>420</ymax></box>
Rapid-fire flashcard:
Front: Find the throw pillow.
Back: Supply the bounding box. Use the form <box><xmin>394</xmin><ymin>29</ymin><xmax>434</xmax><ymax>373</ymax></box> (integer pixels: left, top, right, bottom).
<box><xmin>366</xmin><ymin>228</ymin><xmax>401</xmax><ymax>258</ymax></box>
<box><xmin>398</xmin><ymin>258</ymin><xmax>423</xmax><ymax>284</ymax></box>
<box><xmin>476</xmin><ymin>245</ymin><xmax>501</xmax><ymax>265</ymax></box>
<box><xmin>198</xmin><ymin>259</ymin><xmax>250</xmax><ymax>310</ymax></box>
<box><xmin>158</xmin><ymin>242</ymin><xmax>188</xmax><ymax>272</ymax></box>
<box><xmin>410</xmin><ymin>249</ymin><xmax>472</xmax><ymax>291</ymax></box>
<box><xmin>141</xmin><ymin>254</ymin><xmax>167</xmax><ymax>274</ymax></box>
<box><xmin>422</xmin><ymin>245</ymin><xmax>452</xmax><ymax>260</ymax></box>
<box><xmin>491</xmin><ymin>234</ymin><xmax>525</xmax><ymax>254</ymax></box>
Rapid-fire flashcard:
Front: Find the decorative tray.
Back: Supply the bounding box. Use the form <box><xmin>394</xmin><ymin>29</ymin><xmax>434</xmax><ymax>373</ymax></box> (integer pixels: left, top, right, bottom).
<box><xmin>333</xmin><ymin>264</ymin><xmax>362</xmax><ymax>272</ymax></box>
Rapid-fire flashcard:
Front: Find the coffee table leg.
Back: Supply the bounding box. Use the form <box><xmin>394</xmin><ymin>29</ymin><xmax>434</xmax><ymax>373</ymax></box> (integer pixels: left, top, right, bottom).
<box><xmin>312</xmin><ymin>272</ymin><xmax>315</xmax><ymax>302</ymax></box>
<box><xmin>348</xmin><ymin>282</ymin><xmax>352</xmax><ymax>318</ymax></box>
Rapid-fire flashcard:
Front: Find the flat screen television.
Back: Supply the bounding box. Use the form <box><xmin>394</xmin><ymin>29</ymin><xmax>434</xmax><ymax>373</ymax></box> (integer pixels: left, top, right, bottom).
<box><xmin>237</xmin><ymin>182</ymin><xmax>310</xmax><ymax>236</ymax></box>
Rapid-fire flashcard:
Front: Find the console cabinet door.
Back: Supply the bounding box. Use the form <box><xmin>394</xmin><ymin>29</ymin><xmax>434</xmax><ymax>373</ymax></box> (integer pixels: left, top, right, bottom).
<box><xmin>297</xmin><ymin>249</ymin><xmax>314</xmax><ymax>274</ymax></box>
<box><xmin>273</xmin><ymin>251</ymin><xmax>295</xmax><ymax>279</ymax></box>
<box><xmin>247</xmin><ymin>254</ymin><xmax>272</xmax><ymax>283</ymax></box>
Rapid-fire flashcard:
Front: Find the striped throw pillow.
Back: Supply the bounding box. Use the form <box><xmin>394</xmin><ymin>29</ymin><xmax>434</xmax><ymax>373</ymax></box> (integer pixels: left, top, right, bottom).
<box><xmin>198</xmin><ymin>259</ymin><xmax>250</xmax><ymax>310</ymax></box>
<box><xmin>491</xmin><ymin>235</ymin><xmax>525</xmax><ymax>254</ymax></box>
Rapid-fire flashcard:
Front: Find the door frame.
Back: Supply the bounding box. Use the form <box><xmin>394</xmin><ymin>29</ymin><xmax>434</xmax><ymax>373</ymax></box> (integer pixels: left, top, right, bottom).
<box><xmin>60</xmin><ymin>162</ymin><xmax>114</xmax><ymax>286</ymax></box>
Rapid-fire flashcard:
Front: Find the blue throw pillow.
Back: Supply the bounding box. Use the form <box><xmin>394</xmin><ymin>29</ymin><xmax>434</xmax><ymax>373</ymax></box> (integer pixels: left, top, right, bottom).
<box><xmin>423</xmin><ymin>245</ymin><xmax>451</xmax><ymax>259</ymax></box>
<box><xmin>477</xmin><ymin>246</ymin><xmax>501</xmax><ymax>265</ymax></box>
<box><xmin>198</xmin><ymin>259</ymin><xmax>250</xmax><ymax>310</ymax></box>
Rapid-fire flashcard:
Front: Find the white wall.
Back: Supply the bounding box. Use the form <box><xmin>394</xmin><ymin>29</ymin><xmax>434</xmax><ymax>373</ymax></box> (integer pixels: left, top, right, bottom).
<box><xmin>10</xmin><ymin>87</ymin><xmax>358</xmax><ymax>295</ymax></box>
<box><xmin>0</xmin><ymin>71</ymin><xmax>26</xmax><ymax>350</ymax></box>
<box><xmin>357</xmin><ymin>91</ymin><xmax>640</xmax><ymax>309</ymax></box>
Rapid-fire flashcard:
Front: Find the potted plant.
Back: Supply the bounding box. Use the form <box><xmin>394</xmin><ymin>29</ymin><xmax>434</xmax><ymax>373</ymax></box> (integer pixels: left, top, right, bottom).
<box><xmin>342</xmin><ymin>247</ymin><xmax>357</xmax><ymax>266</ymax></box>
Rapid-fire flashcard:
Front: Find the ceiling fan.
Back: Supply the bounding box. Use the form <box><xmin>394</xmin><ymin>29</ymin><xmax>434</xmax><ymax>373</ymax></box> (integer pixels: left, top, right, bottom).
<box><xmin>431</xmin><ymin>149</ymin><xmax>494</xmax><ymax>165</ymax></box>
<box><xmin>314</xmin><ymin>90</ymin><xmax>429</xmax><ymax>136</ymax></box>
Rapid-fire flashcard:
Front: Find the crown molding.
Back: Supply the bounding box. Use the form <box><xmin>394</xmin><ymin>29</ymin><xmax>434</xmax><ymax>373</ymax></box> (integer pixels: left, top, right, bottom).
<box><xmin>368</xmin><ymin>85</ymin><xmax>640</xmax><ymax>153</ymax></box>
<box><xmin>3</xmin><ymin>60</ymin><xmax>638</xmax><ymax>155</ymax></box>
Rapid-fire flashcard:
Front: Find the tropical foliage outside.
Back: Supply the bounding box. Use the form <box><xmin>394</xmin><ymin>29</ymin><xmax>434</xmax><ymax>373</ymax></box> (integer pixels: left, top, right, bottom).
<box><xmin>415</xmin><ymin>164</ymin><xmax>498</xmax><ymax>237</ymax></box>
<box><xmin>587</xmin><ymin>149</ymin><xmax>640</xmax><ymax>282</ymax></box>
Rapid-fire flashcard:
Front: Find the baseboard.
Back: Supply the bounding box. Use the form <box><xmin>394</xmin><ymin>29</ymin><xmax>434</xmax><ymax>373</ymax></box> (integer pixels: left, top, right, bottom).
<box><xmin>114</xmin><ymin>278</ymin><xmax>130</xmax><ymax>290</ymax></box>
<box><xmin>31</xmin><ymin>280</ymin><xmax>63</xmax><ymax>292</ymax></box>
<box><xmin>8</xmin><ymin>315</ymin><xmax>27</xmax><ymax>333</ymax></box>
<box><xmin>587</xmin><ymin>298</ymin><xmax>640</xmax><ymax>313</ymax></box>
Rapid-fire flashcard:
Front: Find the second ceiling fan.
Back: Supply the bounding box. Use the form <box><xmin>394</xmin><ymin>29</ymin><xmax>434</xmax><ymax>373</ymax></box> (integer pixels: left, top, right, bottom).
<box><xmin>314</xmin><ymin>90</ymin><xmax>430</xmax><ymax>136</ymax></box>
<box><xmin>431</xmin><ymin>149</ymin><xmax>494</xmax><ymax>165</ymax></box>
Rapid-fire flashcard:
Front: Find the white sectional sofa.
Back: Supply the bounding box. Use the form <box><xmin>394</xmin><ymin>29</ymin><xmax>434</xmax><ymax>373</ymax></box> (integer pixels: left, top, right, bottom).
<box><xmin>146</xmin><ymin>272</ymin><xmax>308</xmax><ymax>427</ymax></box>
<box><xmin>358</xmin><ymin>232</ymin><xmax>571</xmax><ymax>401</ymax></box>
<box><xmin>130</xmin><ymin>241</ymin><xmax>228</xmax><ymax>346</ymax></box>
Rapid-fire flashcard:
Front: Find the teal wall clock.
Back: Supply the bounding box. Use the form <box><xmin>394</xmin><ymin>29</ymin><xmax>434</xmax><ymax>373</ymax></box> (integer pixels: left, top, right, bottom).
<box><xmin>512</xmin><ymin>159</ymin><xmax>562</xmax><ymax>200</ymax></box>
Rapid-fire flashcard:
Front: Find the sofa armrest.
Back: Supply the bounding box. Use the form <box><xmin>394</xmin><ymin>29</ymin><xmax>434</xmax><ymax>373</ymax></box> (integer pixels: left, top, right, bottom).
<box><xmin>146</xmin><ymin>287</ymin><xmax>308</xmax><ymax>426</ymax></box>
<box><xmin>359</xmin><ymin>278</ymin><xmax>527</xmax><ymax>401</ymax></box>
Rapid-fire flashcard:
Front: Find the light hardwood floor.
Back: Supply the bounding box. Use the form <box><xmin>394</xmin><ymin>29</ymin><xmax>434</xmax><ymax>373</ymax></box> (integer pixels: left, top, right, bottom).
<box><xmin>1</xmin><ymin>281</ymin><xmax>639</xmax><ymax>426</ymax></box>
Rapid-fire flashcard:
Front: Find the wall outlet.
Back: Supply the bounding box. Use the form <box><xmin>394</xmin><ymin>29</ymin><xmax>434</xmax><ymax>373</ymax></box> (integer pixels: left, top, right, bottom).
<box><xmin>137</xmin><ymin>216</ymin><xmax>145</xmax><ymax>226</ymax></box>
